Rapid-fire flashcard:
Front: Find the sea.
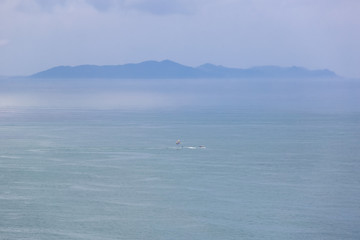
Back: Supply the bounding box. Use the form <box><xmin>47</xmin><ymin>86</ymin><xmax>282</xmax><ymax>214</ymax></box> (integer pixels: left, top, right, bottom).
<box><xmin>0</xmin><ymin>77</ymin><xmax>360</xmax><ymax>239</ymax></box>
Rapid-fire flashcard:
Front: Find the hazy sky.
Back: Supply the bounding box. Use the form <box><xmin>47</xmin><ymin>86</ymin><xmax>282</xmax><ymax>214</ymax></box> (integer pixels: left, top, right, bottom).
<box><xmin>1</xmin><ymin>0</ymin><xmax>359</xmax><ymax>78</ymax></box>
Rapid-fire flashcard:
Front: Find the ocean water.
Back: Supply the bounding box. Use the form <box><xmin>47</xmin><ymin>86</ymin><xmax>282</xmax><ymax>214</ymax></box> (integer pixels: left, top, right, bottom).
<box><xmin>1</xmin><ymin>107</ymin><xmax>360</xmax><ymax>240</ymax></box>
<box><xmin>1</xmin><ymin>76</ymin><xmax>360</xmax><ymax>239</ymax></box>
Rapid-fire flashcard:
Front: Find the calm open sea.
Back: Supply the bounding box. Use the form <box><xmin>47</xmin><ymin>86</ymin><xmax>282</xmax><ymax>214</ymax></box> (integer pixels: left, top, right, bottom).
<box><xmin>1</xmin><ymin>107</ymin><xmax>360</xmax><ymax>240</ymax></box>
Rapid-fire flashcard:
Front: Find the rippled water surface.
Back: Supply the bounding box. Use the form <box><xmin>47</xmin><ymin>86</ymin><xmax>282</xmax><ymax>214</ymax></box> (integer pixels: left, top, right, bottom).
<box><xmin>1</xmin><ymin>108</ymin><xmax>360</xmax><ymax>240</ymax></box>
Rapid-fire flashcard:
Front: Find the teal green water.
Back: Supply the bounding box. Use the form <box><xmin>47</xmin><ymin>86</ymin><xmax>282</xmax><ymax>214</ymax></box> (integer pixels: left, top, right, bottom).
<box><xmin>1</xmin><ymin>108</ymin><xmax>360</xmax><ymax>239</ymax></box>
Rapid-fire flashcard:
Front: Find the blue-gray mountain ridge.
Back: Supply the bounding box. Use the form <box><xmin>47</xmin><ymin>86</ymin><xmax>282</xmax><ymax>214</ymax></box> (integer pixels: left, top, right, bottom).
<box><xmin>31</xmin><ymin>60</ymin><xmax>337</xmax><ymax>79</ymax></box>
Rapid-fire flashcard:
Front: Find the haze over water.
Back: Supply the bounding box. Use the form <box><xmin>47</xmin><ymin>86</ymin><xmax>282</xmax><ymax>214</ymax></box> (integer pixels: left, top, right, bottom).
<box><xmin>1</xmin><ymin>76</ymin><xmax>360</xmax><ymax>239</ymax></box>
<box><xmin>1</xmin><ymin>77</ymin><xmax>359</xmax><ymax>112</ymax></box>
<box><xmin>1</xmin><ymin>0</ymin><xmax>360</xmax><ymax>238</ymax></box>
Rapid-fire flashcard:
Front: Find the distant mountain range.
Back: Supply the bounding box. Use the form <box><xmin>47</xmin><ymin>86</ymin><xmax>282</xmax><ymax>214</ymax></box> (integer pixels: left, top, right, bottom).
<box><xmin>30</xmin><ymin>60</ymin><xmax>337</xmax><ymax>79</ymax></box>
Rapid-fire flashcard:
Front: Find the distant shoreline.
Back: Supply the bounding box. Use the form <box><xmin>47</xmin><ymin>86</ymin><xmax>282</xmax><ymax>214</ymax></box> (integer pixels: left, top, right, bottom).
<box><xmin>29</xmin><ymin>60</ymin><xmax>337</xmax><ymax>79</ymax></box>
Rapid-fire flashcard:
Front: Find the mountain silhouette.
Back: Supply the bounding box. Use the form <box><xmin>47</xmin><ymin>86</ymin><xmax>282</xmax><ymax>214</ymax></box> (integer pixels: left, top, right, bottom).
<box><xmin>31</xmin><ymin>60</ymin><xmax>337</xmax><ymax>79</ymax></box>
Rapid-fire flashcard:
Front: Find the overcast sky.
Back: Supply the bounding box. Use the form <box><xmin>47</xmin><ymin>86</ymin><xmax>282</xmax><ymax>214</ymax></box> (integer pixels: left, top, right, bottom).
<box><xmin>1</xmin><ymin>0</ymin><xmax>359</xmax><ymax>78</ymax></box>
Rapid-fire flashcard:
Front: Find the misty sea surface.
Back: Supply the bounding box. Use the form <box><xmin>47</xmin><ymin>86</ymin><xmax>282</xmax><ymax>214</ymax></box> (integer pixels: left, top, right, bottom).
<box><xmin>1</xmin><ymin>77</ymin><xmax>360</xmax><ymax>239</ymax></box>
